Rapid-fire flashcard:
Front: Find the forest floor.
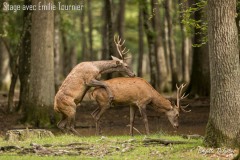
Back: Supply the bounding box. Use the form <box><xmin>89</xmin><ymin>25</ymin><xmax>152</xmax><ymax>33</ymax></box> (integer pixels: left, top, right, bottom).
<box><xmin>0</xmin><ymin>91</ymin><xmax>239</xmax><ymax>159</ymax></box>
<box><xmin>0</xmin><ymin>91</ymin><xmax>210</xmax><ymax>137</ymax></box>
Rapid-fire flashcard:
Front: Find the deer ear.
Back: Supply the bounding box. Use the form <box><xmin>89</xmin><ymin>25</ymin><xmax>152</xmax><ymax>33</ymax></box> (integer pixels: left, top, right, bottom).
<box><xmin>111</xmin><ymin>55</ymin><xmax>121</xmax><ymax>61</ymax></box>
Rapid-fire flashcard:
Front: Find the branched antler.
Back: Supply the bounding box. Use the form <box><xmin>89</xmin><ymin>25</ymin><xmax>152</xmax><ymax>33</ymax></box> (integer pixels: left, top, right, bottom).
<box><xmin>176</xmin><ymin>83</ymin><xmax>191</xmax><ymax>113</ymax></box>
<box><xmin>114</xmin><ymin>35</ymin><xmax>130</xmax><ymax>61</ymax></box>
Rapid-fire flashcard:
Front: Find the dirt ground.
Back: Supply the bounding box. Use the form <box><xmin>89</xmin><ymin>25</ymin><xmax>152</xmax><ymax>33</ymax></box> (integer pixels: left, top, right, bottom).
<box><xmin>0</xmin><ymin>91</ymin><xmax>210</xmax><ymax>137</ymax></box>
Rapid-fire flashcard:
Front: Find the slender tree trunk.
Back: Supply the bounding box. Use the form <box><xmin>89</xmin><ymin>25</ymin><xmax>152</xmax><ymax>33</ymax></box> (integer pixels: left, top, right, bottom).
<box><xmin>106</xmin><ymin>0</ymin><xmax>114</xmax><ymax>58</ymax></box>
<box><xmin>187</xmin><ymin>1</ymin><xmax>210</xmax><ymax>97</ymax></box>
<box><xmin>87</xmin><ymin>0</ymin><xmax>93</xmax><ymax>60</ymax></box>
<box><xmin>163</xmin><ymin>16</ymin><xmax>171</xmax><ymax>88</ymax></box>
<box><xmin>140</xmin><ymin>0</ymin><xmax>159</xmax><ymax>89</ymax></box>
<box><xmin>151</xmin><ymin>0</ymin><xmax>168</xmax><ymax>91</ymax></box>
<box><xmin>137</xmin><ymin>3</ymin><xmax>144</xmax><ymax>77</ymax></box>
<box><xmin>26</xmin><ymin>0</ymin><xmax>55</xmax><ymax>127</ymax></box>
<box><xmin>0</xmin><ymin>0</ymin><xmax>10</xmax><ymax>92</ymax></box>
<box><xmin>18</xmin><ymin>0</ymin><xmax>32</xmax><ymax>113</ymax></box>
<box><xmin>205</xmin><ymin>0</ymin><xmax>240</xmax><ymax>147</ymax></box>
<box><xmin>179</xmin><ymin>0</ymin><xmax>190</xmax><ymax>83</ymax></box>
<box><xmin>80</xmin><ymin>5</ymin><xmax>87</xmax><ymax>61</ymax></box>
<box><xmin>117</xmin><ymin>0</ymin><xmax>126</xmax><ymax>39</ymax></box>
<box><xmin>54</xmin><ymin>10</ymin><xmax>62</xmax><ymax>92</ymax></box>
<box><xmin>0</xmin><ymin>39</ymin><xmax>11</xmax><ymax>91</ymax></box>
<box><xmin>164</xmin><ymin>0</ymin><xmax>178</xmax><ymax>91</ymax></box>
<box><xmin>101</xmin><ymin>4</ymin><xmax>108</xmax><ymax>60</ymax></box>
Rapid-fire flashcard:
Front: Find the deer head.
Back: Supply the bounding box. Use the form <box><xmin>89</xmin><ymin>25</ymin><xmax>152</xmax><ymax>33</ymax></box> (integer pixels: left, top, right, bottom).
<box><xmin>165</xmin><ymin>84</ymin><xmax>190</xmax><ymax>129</ymax></box>
<box><xmin>110</xmin><ymin>36</ymin><xmax>135</xmax><ymax>77</ymax></box>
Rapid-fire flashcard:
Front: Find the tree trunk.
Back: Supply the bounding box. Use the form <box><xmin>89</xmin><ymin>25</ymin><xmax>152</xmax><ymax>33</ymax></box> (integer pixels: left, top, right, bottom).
<box><xmin>0</xmin><ymin>0</ymin><xmax>10</xmax><ymax>91</ymax></box>
<box><xmin>26</xmin><ymin>0</ymin><xmax>55</xmax><ymax>127</ymax></box>
<box><xmin>179</xmin><ymin>0</ymin><xmax>190</xmax><ymax>83</ymax></box>
<box><xmin>101</xmin><ymin>3</ymin><xmax>108</xmax><ymax>60</ymax></box>
<box><xmin>140</xmin><ymin>0</ymin><xmax>159</xmax><ymax>89</ymax></box>
<box><xmin>164</xmin><ymin>0</ymin><xmax>178</xmax><ymax>91</ymax></box>
<box><xmin>117</xmin><ymin>0</ymin><xmax>126</xmax><ymax>39</ymax></box>
<box><xmin>0</xmin><ymin>39</ymin><xmax>11</xmax><ymax>91</ymax></box>
<box><xmin>80</xmin><ymin>5</ymin><xmax>87</xmax><ymax>61</ymax></box>
<box><xmin>205</xmin><ymin>0</ymin><xmax>240</xmax><ymax>147</ymax></box>
<box><xmin>137</xmin><ymin>3</ymin><xmax>144</xmax><ymax>77</ymax></box>
<box><xmin>105</xmin><ymin>0</ymin><xmax>114</xmax><ymax>58</ymax></box>
<box><xmin>54</xmin><ymin>10</ymin><xmax>62</xmax><ymax>92</ymax></box>
<box><xmin>87</xmin><ymin>0</ymin><xmax>94</xmax><ymax>60</ymax></box>
<box><xmin>151</xmin><ymin>0</ymin><xmax>168</xmax><ymax>91</ymax></box>
<box><xmin>187</xmin><ymin>2</ymin><xmax>210</xmax><ymax>97</ymax></box>
<box><xmin>163</xmin><ymin>16</ymin><xmax>171</xmax><ymax>89</ymax></box>
<box><xmin>18</xmin><ymin>0</ymin><xmax>32</xmax><ymax>113</ymax></box>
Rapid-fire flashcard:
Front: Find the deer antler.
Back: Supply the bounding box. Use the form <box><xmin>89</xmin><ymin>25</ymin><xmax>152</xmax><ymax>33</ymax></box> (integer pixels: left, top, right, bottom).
<box><xmin>176</xmin><ymin>83</ymin><xmax>191</xmax><ymax>113</ymax></box>
<box><xmin>114</xmin><ymin>35</ymin><xmax>130</xmax><ymax>61</ymax></box>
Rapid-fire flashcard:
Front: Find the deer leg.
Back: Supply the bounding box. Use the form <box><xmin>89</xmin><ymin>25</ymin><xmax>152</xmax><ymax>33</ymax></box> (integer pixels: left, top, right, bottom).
<box><xmin>64</xmin><ymin>105</ymin><xmax>79</xmax><ymax>136</ymax></box>
<box><xmin>57</xmin><ymin>114</ymin><xmax>68</xmax><ymax>133</ymax></box>
<box><xmin>86</xmin><ymin>79</ymin><xmax>114</xmax><ymax>102</ymax></box>
<box><xmin>130</xmin><ymin>105</ymin><xmax>137</xmax><ymax>136</ymax></box>
<box><xmin>91</xmin><ymin>107</ymin><xmax>101</xmax><ymax>119</ymax></box>
<box><xmin>70</xmin><ymin>116</ymin><xmax>80</xmax><ymax>136</ymax></box>
<box><xmin>94</xmin><ymin>105</ymin><xmax>110</xmax><ymax>135</ymax></box>
<box><xmin>139</xmin><ymin>106</ymin><xmax>149</xmax><ymax>135</ymax></box>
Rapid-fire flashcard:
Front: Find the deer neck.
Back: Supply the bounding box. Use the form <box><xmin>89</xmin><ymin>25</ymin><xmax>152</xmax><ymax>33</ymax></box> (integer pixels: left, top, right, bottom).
<box><xmin>152</xmin><ymin>92</ymin><xmax>172</xmax><ymax>112</ymax></box>
<box><xmin>93</xmin><ymin>60</ymin><xmax>118</xmax><ymax>72</ymax></box>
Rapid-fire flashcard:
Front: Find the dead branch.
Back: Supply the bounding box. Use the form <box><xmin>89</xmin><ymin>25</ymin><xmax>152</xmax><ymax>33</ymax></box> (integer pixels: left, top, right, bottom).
<box><xmin>143</xmin><ymin>138</ymin><xmax>195</xmax><ymax>145</ymax></box>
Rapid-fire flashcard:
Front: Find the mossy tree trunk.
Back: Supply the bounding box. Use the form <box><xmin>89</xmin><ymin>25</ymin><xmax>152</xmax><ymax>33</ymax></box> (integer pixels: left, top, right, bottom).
<box><xmin>25</xmin><ymin>0</ymin><xmax>55</xmax><ymax>127</ymax></box>
<box><xmin>205</xmin><ymin>0</ymin><xmax>240</xmax><ymax>147</ymax></box>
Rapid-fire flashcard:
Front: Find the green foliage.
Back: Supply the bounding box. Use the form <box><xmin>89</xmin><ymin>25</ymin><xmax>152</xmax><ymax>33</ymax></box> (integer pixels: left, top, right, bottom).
<box><xmin>0</xmin><ymin>0</ymin><xmax>24</xmax><ymax>53</ymax></box>
<box><xmin>180</xmin><ymin>0</ymin><xmax>207</xmax><ymax>47</ymax></box>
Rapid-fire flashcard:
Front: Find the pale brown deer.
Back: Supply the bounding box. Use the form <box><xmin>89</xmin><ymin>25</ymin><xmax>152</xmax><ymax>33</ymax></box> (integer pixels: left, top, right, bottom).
<box><xmin>54</xmin><ymin>36</ymin><xmax>135</xmax><ymax>135</ymax></box>
<box><xmin>89</xmin><ymin>77</ymin><xmax>190</xmax><ymax>136</ymax></box>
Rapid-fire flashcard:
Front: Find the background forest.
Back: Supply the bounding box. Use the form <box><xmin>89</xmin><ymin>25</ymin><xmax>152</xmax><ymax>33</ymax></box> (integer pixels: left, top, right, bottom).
<box><xmin>0</xmin><ymin>0</ymin><xmax>240</xmax><ymax>152</ymax></box>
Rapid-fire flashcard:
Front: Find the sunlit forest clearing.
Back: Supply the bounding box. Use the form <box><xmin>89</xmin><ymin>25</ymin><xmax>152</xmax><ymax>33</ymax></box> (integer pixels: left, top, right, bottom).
<box><xmin>0</xmin><ymin>0</ymin><xmax>240</xmax><ymax>159</ymax></box>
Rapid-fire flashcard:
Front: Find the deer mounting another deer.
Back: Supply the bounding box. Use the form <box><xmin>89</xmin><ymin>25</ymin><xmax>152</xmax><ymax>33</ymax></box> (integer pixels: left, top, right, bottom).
<box><xmin>89</xmin><ymin>77</ymin><xmax>190</xmax><ymax>136</ymax></box>
<box><xmin>54</xmin><ymin>36</ymin><xmax>135</xmax><ymax>135</ymax></box>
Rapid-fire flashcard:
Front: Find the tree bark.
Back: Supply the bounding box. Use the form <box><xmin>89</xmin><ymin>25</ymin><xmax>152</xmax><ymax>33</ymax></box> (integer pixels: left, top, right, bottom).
<box><xmin>0</xmin><ymin>0</ymin><xmax>11</xmax><ymax>91</ymax></box>
<box><xmin>164</xmin><ymin>0</ymin><xmax>178</xmax><ymax>91</ymax></box>
<box><xmin>179</xmin><ymin>0</ymin><xmax>190</xmax><ymax>83</ymax></box>
<box><xmin>54</xmin><ymin>10</ymin><xmax>62</xmax><ymax>92</ymax></box>
<box><xmin>187</xmin><ymin>1</ymin><xmax>210</xmax><ymax>97</ymax></box>
<box><xmin>87</xmin><ymin>0</ymin><xmax>94</xmax><ymax>60</ymax></box>
<box><xmin>151</xmin><ymin>0</ymin><xmax>168</xmax><ymax>91</ymax></box>
<box><xmin>18</xmin><ymin>0</ymin><xmax>32</xmax><ymax>113</ymax></box>
<box><xmin>117</xmin><ymin>0</ymin><xmax>126</xmax><ymax>39</ymax></box>
<box><xmin>105</xmin><ymin>0</ymin><xmax>114</xmax><ymax>58</ymax></box>
<box><xmin>137</xmin><ymin>3</ymin><xmax>144</xmax><ymax>77</ymax></box>
<box><xmin>80</xmin><ymin>5</ymin><xmax>87</xmax><ymax>61</ymax></box>
<box><xmin>140</xmin><ymin>0</ymin><xmax>159</xmax><ymax>89</ymax></box>
<box><xmin>163</xmin><ymin>16</ymin><xmax>171</xmax><ymax>88</ymax></box>
<box><xmin>25</xmin><ymin>0</ymin><xmax>55</xmax><ymax>127</ymax></box>
<box><xmin>205</xmin><ymin>0</ymin><xmax>240</xmax><ymax>147</ymax></box>
<box><xmin>0</xmin><ymin>39</ymin><xmax>11</xmax><ymax>91</ymax></box>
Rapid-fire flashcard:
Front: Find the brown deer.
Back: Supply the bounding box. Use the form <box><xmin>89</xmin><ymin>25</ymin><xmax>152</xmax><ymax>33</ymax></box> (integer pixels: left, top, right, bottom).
<box><xmin>54</xmin><ymin>36</ymin><xmax>135</xmax><ymax>135</ymax></box>
<box><xmin>90</xmin><ymin>77</ymin><xmax>190</xmax><ymax>136</ymax></box>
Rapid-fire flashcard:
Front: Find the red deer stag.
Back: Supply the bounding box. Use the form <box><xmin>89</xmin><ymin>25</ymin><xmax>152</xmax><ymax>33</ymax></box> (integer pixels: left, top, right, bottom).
<box><xmin>54</xmin><ymin>36</ymin><xmax>135</xmax><ymax>135</ymax></box>
<box><xmin>90</xmin><ymin>77</ymin><xmax>190</xmax><ymax>136</ymax></box>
